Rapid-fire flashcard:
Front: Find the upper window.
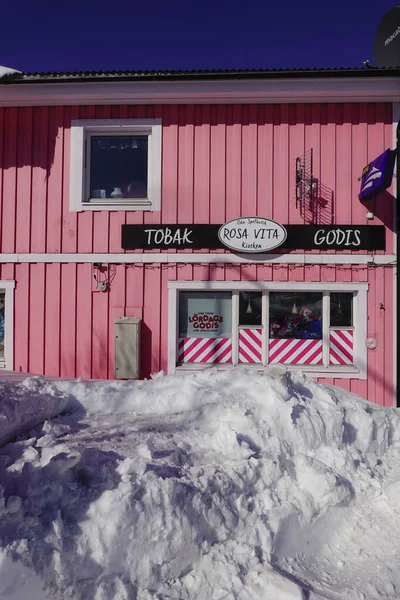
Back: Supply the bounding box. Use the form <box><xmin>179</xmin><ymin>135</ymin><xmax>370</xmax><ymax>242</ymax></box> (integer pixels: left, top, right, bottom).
<box><xmin>69</xmin><ymin>119</ymin><xmax>162</xmax><ymax>212</ymax></box>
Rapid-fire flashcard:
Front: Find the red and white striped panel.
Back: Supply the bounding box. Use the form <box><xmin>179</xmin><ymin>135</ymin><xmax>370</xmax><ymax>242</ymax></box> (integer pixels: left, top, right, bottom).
<box><xmin>239</xmin><ymin>328</ymin><xmax>262</xmax><ymax>363</ymax></box>
<box><xmin>330</xmin><ymin>329</ymin><xmax>354</xmax><ymax>365</ymax></box>
<box><xmin>178</xmin><ymin>337</ymin><xmax>232</xmax><ymax>363</ymax></box>
<box><xmin>268</xmin><ymin>338</ymin><xmax>323</xmax><ymax>365</ymax></box>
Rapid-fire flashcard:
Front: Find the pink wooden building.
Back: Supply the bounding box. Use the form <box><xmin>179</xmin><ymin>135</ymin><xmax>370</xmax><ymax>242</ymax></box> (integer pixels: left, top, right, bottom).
<box><xmin>0</xmin><ymin>67</ymin><xmax>398</xmax><ymax>405</ymax></box>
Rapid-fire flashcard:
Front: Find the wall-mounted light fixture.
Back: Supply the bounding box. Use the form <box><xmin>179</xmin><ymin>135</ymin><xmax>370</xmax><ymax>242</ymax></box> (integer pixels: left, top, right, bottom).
<box><xmin>93</xmin><ymin>263</ymin><xmax>108</xmax><ymax>292</ymax></box>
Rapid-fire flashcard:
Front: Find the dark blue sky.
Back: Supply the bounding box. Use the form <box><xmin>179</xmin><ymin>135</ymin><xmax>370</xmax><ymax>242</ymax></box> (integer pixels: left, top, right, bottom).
<box><xmin>0</xmin><ymin>0</ymin><xmax>396</xmax><ymax>73</ymax></box>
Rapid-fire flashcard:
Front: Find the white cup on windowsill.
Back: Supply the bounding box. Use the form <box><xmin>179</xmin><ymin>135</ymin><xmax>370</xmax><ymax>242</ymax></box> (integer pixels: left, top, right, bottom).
<box><xmin>91</xmin><ymin>189</ymin><xmax>106</xmax><ymax>198</ymax></box>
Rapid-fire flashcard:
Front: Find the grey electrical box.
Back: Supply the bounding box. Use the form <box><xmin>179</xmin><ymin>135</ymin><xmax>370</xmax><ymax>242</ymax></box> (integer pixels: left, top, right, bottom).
<box><xmin>114</xmin><ymin>317</ymin><xmax>141</xmax><ymax>379</ymax></box>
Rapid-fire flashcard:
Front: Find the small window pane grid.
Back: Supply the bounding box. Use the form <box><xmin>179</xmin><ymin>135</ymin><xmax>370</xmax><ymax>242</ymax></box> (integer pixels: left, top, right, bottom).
<box><xmin>177</xmin><ymin>291</ymin><xmax>354</xmax><ymax>367</ymax></box>
<box><xmin>87</xmin><ymin>133</ymin><xmax>149</xmax><ymax>202</ymax></box>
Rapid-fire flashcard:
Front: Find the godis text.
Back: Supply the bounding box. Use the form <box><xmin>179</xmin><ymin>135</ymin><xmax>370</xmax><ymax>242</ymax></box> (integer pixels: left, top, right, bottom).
<box><xmin>314</xmin><ymin>228</ymin><xmax>361</xmax><ymax>247</ymax></box>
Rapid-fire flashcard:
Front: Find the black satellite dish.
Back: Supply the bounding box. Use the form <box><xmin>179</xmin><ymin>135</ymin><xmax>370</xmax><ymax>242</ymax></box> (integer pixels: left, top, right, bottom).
<box><xmin>374</xmin><ymin>6</ymin><xmax>400</xmax><ymax>67</ymax></box>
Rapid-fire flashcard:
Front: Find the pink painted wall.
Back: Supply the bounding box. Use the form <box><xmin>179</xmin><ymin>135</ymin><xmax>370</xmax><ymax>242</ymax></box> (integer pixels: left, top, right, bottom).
<box><xmin>0</xmin><ymin>103</ymin><xmax>395</xmax><ymax>254</ymax></box>
<box><xmin>0</xmin><ymin>102</ymin><xmax>395</xmax><ymax>405</ymax></box>
<box><xmin>1</xmin><ymin>261</ymin><xmax>394</xmax><ymax>407</ymax></box>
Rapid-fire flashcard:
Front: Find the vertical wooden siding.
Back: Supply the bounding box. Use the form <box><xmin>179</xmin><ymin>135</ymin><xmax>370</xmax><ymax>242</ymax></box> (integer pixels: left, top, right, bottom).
<box><xmin>2</xmin><ymin>262</ymin><xmax>394</xmax><ymax>407</ymax></box>
<box><xmin>0</xmin><ymin>102</ymin><xmax>395</xmax><ymax>405</ymax></box>
<box><xmin>0</xmin><ymin>103</ymin><xmax>394</xmax><ymax>254</ymax></box>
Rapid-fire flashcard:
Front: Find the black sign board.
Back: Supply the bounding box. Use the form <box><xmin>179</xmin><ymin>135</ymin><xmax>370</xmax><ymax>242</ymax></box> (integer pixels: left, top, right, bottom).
<box><xmin>374</xmin><ymin>6</ymin><xmax>400</xmax><ymax>67</ymax></box>
<box><xmin>122</xmin><ymin>224</ymin><xmax>385</xmax><ymax>252</ymax></box>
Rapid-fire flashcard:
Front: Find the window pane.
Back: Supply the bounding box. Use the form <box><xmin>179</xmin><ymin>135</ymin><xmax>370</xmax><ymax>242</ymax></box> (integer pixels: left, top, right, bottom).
<box><xmin>330</xmin><ymin>293</ymin><xmax>353</xmax><ymax>327</ymax></box>
<box><xmin>239</xmin><ymin>291</ymin><xmax>262</xmax><ymax>326</ymax></box>
<box><xmin>269</xmin><ymin>292</ymin><xmax>322</xmax><ymax>339</ymax></box>
<box><xmin>0</xmin><ymin>293</ymin><xmax>4</xmax><ymax>358</ymax></box>
<box><xmin>179</xmin><ymin>292</ymin><xmax>232</xmax><ymax>338</ymax></box>
<box><xmin>89</xmin><ymin>135</ymin><xmax>148</xmax><ymax>199</ymax></box>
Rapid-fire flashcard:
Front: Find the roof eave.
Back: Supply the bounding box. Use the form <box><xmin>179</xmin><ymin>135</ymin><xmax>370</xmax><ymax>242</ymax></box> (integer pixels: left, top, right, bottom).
<box><xmin>2</xmin><ymin>67</ymin><xmax>400</xmax><ymax>85</ymax></box>
<box><xmin>0</xmin><ymin>73</ymin><xmax>399</xmax><ymax>107</ymax></box>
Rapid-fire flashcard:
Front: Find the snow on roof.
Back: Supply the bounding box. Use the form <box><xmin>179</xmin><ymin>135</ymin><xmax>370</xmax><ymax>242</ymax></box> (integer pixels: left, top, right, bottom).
<box><xmin>0</xmin><ymin>368</ymin><xmax>399</xmax><ymax>599</ymax></box>
<box><xmin>0</xmin><ymin>65</ymin><xmax>21</xmax><ymax>78</ymax></box>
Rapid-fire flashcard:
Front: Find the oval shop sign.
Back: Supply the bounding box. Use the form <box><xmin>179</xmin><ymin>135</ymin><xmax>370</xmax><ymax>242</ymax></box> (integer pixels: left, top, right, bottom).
<box><xmin>218</xmin><ymin>217</ymin><xmax>287</xmax><ymax>253</ymax></box>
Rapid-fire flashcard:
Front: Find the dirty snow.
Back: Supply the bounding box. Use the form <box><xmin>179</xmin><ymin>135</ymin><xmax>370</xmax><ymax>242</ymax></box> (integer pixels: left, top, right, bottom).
<box><xmin>1</xmin><ymin>367</ymin><xmax>400</xmax><ymax>599</ymax></box>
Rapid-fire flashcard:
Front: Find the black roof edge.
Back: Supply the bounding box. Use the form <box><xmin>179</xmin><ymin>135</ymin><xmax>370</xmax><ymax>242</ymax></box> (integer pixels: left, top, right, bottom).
<box><xmin>1</xmin><ymin>66</ymin><xmax>400</xmax><ymax>84</ymax></box>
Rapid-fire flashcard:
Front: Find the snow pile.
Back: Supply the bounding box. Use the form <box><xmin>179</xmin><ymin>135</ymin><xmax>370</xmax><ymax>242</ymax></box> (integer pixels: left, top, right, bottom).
<box><xmin>0</xmin><ymin>377</ymin><xmax>72</xmax><ymax>446</ymax></box>
<box><xmin>1</xmin><ymin>368</ymin><xmax>400</xmax><ymax>599</ymax></box>
<box><xmin>0</xmin><ymin>65</ymin><xmax>21</xmax><ymax>78</ymax></box>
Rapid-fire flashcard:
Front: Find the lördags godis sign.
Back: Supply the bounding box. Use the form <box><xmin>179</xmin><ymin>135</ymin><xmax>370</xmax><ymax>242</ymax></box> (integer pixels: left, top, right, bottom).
<box><xmin>121</xmin><ymin>220</ymin><xmax>385</xmax><ymax>252</ymax></box>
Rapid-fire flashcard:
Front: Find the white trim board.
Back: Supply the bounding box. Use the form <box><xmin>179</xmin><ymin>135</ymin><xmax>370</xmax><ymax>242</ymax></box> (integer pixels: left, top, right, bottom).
<box><xmin>0</xmin><ymin>77</ymin><xmax>399</xmax><ymax>107</ymax></box>
<box><xmin>0</xmin><ymin>253</ymin><xmax>395</xmax><ymax>265</ymax></box>
<box><xmin>167</xmin><ymin>281</ymin><xmax>369</xmax><ymax>291</ymax></box>
<box><xmin>174</xmin><ymin>364</ymin><xmax>363</xmax><ymax>380</ymax></box>
<box><xmin>0</xmin><ymin>280</ymin><xmax>15</xmax><ymax>371</ymax></box>
<box><xmin>392</xmin><ymin>102</ymin><xmax>400</xmax><ymax>408</ymax></box>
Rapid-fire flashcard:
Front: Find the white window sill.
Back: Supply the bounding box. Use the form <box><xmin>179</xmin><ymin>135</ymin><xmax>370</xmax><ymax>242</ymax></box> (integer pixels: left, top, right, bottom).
<box><xmin>75</xmin><ymin>200</ymin><xmax>153</xmax><ymax>212</ymax></box>
<box><xmin>175</xmin><ymin>363</ymin><xmax>364</xmax><ymax>379</ymax></box>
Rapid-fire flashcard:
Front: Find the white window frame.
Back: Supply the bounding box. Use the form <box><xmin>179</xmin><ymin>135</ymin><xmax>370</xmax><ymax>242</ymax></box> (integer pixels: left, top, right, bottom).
<box><xmin>69</xmin><ymin>119</ymin><xmax>162</xmax><ymax>212</ymax></box>
<box><xmin>168</xmin><ymin>281</ymin><xmax>368</xmax><ymax>379</ymax></box>
<box><xmin>0</xmin><ymin>280</ymin><xmax>15</xmax><ymax>370</ymax></box>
